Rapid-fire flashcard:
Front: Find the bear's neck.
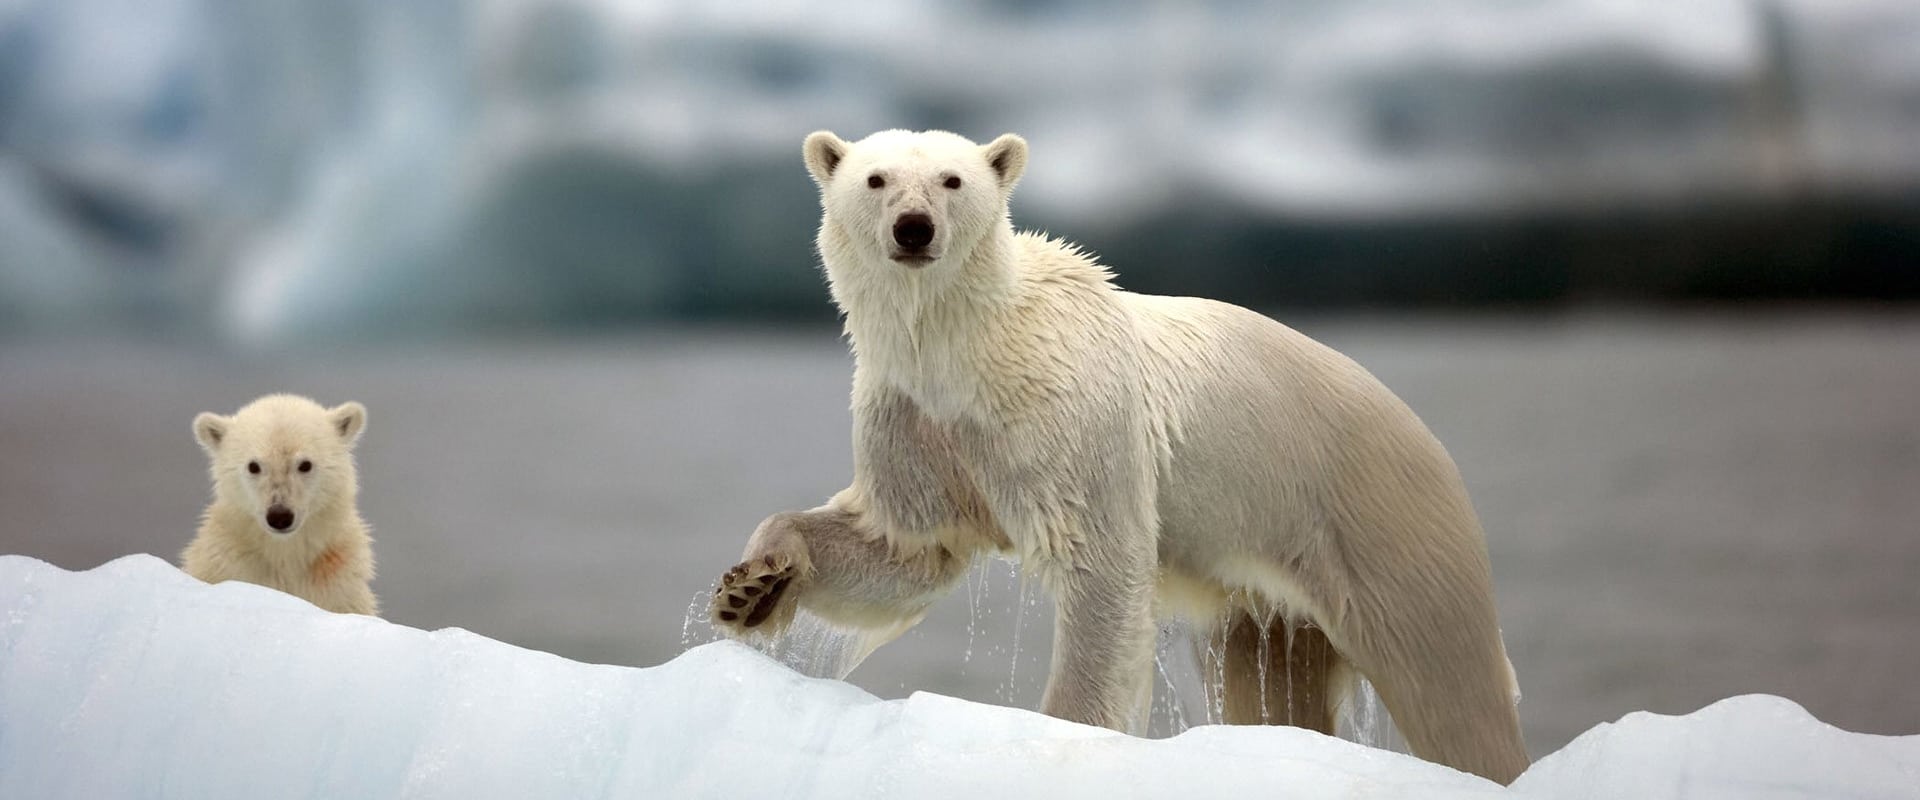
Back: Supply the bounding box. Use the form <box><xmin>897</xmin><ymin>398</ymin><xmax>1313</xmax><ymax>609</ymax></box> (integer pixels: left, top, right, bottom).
<box><xmin>831</xmin><ymin>223</ymin><xmax>1020</xmax><ymax>406</ymax></box>
<box><xmin>829</xmin><ymin>223</ymin><xmax>1018</xmax><ymax>329</ymax></box>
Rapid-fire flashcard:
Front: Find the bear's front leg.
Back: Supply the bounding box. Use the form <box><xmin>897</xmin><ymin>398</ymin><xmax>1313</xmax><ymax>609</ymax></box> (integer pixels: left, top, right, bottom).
<box><xmin>711</xmin><ymin>511</ymin><xmax>815</xmax><ymax>635</ymax></box>
<box><xmin>1038</xmin><ymin>538</ymin><xmax>1159</xmax><ymax>733</ymax></box>
<box><xmin>976</xmin><ymin>394</ymin><xmax>1161</xmax><ymax>732</ymax></box>
<box><xmin>710</xmin><ymin>498</ymin><xmax>971</xmax><ymax>639</ymax></box>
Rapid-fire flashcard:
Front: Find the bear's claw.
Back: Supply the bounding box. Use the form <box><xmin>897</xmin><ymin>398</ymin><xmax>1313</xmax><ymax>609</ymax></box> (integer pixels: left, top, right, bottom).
<box><xmin>711</xmin><ymin>553</ymin><xmax>799</xmax><ymax>634</ymax></box>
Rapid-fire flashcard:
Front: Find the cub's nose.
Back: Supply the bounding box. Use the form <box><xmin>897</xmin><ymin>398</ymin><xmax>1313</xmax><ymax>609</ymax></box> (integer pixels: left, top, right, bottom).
<box><xmin>265</xmin><ymin>505</ymin><xmax>296</xmax><ymax>532</ymax></box>
<box><xmin>893</xmin><ymin>214</ymin><xmax>934</xmax><ymax>250</ymax></box>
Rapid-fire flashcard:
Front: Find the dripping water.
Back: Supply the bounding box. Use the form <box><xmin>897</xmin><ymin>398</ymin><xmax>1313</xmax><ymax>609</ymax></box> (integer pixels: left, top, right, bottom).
<box><xmin>1282</xmin><ymin>614</ymin><xmax>1295</xmax><ymax>726</ymax></box>
<box><xmin>1337</xmin><ymin>676</ymin><xmax>1409</xmax><ymax>753</ymax></box>
<box><xmin>960</xmin><ymin>558</ymin><xmax>983</xmax><ymax>674</ymax></box>
<box><xmin>1150</xmin><ymin>621</ymin><xmax>1202</xmax><ymax>736</ymax></box>
<box><xmin>1205</xmin><ymin>611</ymin><xmax>1227</xmax><ymax>724</ymax></box>
<box><xmin>1140</xmin><ymin>612</ymin><xmax>1408</xmax><ymax>756</ymax></box>
<box><xmin>1000</xmin><ymin>562</ymin><xmax>1033</xmax><ymax>705</ymax></box>
<box><xmin>1255</xmin><ymin>609</ymin><xmax>1272</xmax><ymax>725</ymax></box>
<box><xmin>682</xmin><ymin>564</ymin><xmax>1406</xmax><ymax>754</ymax></box>
<box><xmin>681</xmin><ymin>586</ymin><xmax>713</xmax><ymax>649</ymax></box>
<box><xmin>678</xmin><ymin>582</ymin><xmax>877</xmax><ymax>680</ymax></box>
<box><xmin>757</xmin><ymin>610</ymin><xmax>883</xmax><ymax>679</ymax></box>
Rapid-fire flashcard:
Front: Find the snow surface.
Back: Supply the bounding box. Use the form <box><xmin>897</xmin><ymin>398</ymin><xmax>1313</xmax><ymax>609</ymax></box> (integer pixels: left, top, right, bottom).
<box><xmin>1</xmin><ymin>554</ymin><xmax>1915</xmax><ymax>799</ymax></box>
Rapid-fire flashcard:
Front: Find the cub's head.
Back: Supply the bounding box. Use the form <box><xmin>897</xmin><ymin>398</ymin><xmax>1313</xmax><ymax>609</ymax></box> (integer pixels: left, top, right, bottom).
<box><xmin>193</xmin><ymin>394</ymin><xmax>366</xmax><ymax>537</ymax></box>
<box><xmin>804</xmin><ymin>129</ymin><xmax>1028</xmax><ymax>271</ymax></box>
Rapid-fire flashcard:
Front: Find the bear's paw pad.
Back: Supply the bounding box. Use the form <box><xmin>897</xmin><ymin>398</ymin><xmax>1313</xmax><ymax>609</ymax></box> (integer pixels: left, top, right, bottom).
<box><xmin>711</xmin><ymin>554</ymin><xmax>796</xmax><ymax>631</ymax></box>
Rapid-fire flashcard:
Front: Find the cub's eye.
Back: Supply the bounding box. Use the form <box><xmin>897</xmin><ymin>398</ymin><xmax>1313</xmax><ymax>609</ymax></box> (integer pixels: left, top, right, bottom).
<box><xmin>247</xmin><ymin>461</ymin><xmax>261</xmax><ymax>475</ymax></box>
<box><xmin>943</xmin><ymin>176</ymin><xmax>962</xmax><ymax>190</ymax></box>
<box><xmin>867</xmin><ymin>174</ymin><xmax>885</xmax><ymax>189</ymax></box>
<box><xmin>298</xmin><ymin>460</ymin><xmax>313</xmax><ymax>473</ymax></box>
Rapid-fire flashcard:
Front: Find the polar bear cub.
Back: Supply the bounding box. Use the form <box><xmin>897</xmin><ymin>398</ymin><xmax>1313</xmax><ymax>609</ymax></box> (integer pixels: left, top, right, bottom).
<box><xmin>709</xmin><ymin>129</ymin><xmax>1529</xmax><ymax>783</ymax></box>
<box><xmin>181</xmin><ymin>394</ymin><xmax>378</xmax><ymax>616</ymax></box>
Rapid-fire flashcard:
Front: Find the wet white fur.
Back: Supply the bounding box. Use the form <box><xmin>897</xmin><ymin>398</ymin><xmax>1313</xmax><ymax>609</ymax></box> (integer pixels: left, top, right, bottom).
<box><xmin>727</xmin><ymin>129</ymin><xmax>1528</xmax><ymax>783</ymax></box>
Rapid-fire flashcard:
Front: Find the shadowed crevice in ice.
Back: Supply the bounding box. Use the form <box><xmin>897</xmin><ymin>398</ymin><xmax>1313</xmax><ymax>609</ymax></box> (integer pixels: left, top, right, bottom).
<box><xmin>1</xmin><ymin>554</ymin><xmax>1914</xmax><ymax>799</ymax></box>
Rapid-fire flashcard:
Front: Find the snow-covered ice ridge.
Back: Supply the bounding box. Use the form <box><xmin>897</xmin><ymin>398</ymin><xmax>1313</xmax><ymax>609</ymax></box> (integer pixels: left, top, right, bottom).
<box><xmin>1</xmin><ymin>555</ymin><xmax>1915</xmax><ymax>799</ymax></box>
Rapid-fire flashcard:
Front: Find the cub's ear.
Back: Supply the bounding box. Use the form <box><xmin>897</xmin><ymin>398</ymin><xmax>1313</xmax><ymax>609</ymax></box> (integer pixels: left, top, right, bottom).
<box><xmin>803</xmin><ymin>131</ymin><xmax>849</xmax><ymax>187</ymax></box>
<box><xmin>327</xmin><ymin>402</ymin><xmax>367</xmax><ymax>447</ymax></box>
<box><xmin>982</xmin><ymin>133</ymin><xmax>1029</xmax><ymax>191</ymax></box>
<box><xmin>192</xmin><ymin>413</ymin><xmax>230</xmax><ymax>454</ymax></box>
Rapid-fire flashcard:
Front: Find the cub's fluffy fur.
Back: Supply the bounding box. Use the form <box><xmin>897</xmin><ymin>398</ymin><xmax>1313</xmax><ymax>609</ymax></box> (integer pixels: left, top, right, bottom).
<box><xmin>181</xmin><ymin>394</ymin><xmax>377</xmax><ymax>615</ymax></box>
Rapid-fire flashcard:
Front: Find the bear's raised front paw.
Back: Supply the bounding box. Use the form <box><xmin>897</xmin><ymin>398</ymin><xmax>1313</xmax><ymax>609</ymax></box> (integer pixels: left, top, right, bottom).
<box><xmin>711</xmin><ymin>552</ymin><xmax>798</xmax><ymax>634</ymax></box>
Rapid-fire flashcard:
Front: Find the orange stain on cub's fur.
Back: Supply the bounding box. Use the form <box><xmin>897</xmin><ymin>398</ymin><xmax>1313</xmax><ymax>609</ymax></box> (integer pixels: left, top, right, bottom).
<box><xmin>309</xmin><ymin>545</ymin><xmax>350</xmax><ymax>585</ymax></box>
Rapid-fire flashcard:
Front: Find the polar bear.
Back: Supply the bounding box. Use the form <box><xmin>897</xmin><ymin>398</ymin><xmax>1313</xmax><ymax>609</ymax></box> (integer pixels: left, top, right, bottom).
<box><xmin>710</xmin><ymin>129</ymin><xmax>1529</xmax><ymax>783</ymax></box>
<box><xmin>181</xmin><ymin>394</ymin><xmax>378</xmax><ymax>616</ymax></box>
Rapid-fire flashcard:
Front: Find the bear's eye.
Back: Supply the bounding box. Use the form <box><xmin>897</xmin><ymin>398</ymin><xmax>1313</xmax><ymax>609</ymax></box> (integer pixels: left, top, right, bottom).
<box><xmin>867</xmin><ymin>174</ymin><xmax>884</xmax><ymax>189</ymax></box>
<box><xmin>944</xmin><ymin>176</ymin><xmax>962</xmax><ymax>190</ymax></box>
<box><xmin>298</xmin><ymin>460</ymin><xmax>313</xmax><ymax>473</ymax></box>
<box><xmin>247</xmin><ymin>461</ymin><xmax>261</xmax><ymax>475</ymax></box>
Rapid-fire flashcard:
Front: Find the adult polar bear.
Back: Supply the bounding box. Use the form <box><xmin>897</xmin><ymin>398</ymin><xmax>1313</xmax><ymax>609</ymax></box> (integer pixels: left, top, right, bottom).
<box><xmin>711</xmin><ymin>129</ymin><xmax>1529</xmax><ymax>783</ymax></box>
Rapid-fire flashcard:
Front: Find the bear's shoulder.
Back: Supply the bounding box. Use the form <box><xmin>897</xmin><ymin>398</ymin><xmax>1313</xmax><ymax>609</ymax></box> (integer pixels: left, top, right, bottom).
<box><xmin>1012</xmin><ymin>231</ymin><xmax>1115</xmax><ymax>291</ymax></box>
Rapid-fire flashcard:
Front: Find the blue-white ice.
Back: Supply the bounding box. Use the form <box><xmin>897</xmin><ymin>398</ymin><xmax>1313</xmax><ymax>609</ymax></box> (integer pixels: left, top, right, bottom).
<box><xmin>5</xmin><ymin>0</ymin><xmax>1920</xmax><ymax>338</ymax></box>
<box><xmin>2</xmin><ymin>554</ymin><xmax>1916</xmax><ymax>799</ymax></box>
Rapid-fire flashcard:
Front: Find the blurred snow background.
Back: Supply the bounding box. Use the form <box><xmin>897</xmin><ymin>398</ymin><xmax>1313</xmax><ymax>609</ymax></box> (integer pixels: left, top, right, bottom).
<box><xmin>0</xmin><ymin>0</ymin><xmax>1917</xmax><ymax>339</ymax></box>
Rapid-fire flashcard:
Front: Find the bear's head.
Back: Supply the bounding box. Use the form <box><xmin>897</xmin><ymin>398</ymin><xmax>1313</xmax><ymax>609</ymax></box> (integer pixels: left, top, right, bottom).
<box><xmin>193</xmin><ymin>394</ymin><xmax>366</xmax><ymax>538</ymax></box>
<box><xmin>804</xmin><ymin>129</ymin><xmax>1028</xmax><ymax>272</ymax></box>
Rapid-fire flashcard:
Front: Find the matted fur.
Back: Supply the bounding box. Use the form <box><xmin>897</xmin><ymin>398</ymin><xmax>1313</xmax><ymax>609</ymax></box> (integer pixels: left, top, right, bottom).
<box><xmin>713</xmin><ymin>130</ymin><xmax>1528</xmax><ymax>783</ymax></box>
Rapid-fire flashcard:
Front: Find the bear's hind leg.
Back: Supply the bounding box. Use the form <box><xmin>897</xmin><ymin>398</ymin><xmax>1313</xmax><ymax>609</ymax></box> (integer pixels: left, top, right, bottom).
<box><xmin>1202</xmin><ymin>611</ymin><xmax>1339</xmax><ymax>733</ymax></box>
<box><xmin>1330</xmin><ymin>576</ymin><xmax>1529</xmax><ymax>784</ymax></box>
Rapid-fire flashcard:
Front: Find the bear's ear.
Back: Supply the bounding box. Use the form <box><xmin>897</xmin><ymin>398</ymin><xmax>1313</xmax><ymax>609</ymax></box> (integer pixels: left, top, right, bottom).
<box><xmin>193</xmin><ymin>412</ymin><xmax>230</xmax><ymax>454</ymax></box>
<box><xmin>982</xmin><ymin>134</ymin><xmax>1028</xmax><ymax>191</ymax></box>
<box><xmin>803</xmin><ymin>131</ymin><xmax>849</xmax><ymax>187</ymax></box>
<box><xmin>327</xmin><ymin>402</ymin><xmax>367</xmax><ymax>447</ymax></box>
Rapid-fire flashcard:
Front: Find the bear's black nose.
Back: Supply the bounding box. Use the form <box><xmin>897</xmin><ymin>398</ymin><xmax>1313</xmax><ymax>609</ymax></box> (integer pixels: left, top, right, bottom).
<box><xmin>265</xmin><ymin>505</ymin><xmax>296</xmax><ymax>532</ymax></box>
<box><xmin>893</xmin><ymin>214</ymin><xmax>934</xmax><ymax>250</ymax></box>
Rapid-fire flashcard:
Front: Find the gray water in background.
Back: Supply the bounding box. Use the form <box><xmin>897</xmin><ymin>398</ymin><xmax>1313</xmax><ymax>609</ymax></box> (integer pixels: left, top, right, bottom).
<box><xmin>2</xmin><ymin>310</ymin><xmax>1917</xmax><ymax>756</ymax></box>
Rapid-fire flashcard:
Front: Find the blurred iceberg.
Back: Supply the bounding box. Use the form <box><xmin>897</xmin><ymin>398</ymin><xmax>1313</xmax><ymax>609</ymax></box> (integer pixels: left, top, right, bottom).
<box><xmin>1</xmin><ymin>0</ymin><xmax>1918</xmax><ymax>340</ymax></box>
<box><xmin>3</xmin><ymin>553</ymin><xmax>1918</xmax><ymax>798</ymax></box>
